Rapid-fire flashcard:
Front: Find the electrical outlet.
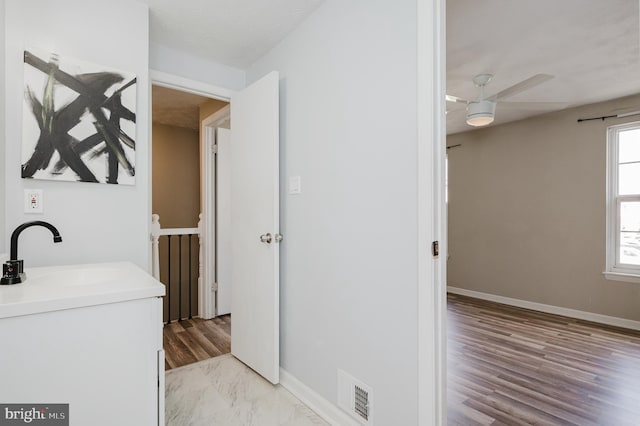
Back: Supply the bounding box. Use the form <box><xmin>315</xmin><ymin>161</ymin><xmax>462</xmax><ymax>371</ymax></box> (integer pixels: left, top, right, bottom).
<box><xmin>24</xmin><ymin>189</ymin><xmax>44</xmax><ymax>214</ymax></box>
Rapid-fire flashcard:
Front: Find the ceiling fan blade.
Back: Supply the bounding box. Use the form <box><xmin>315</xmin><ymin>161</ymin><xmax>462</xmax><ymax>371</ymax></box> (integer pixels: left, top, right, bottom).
<box><xmin>489</xmin><ymin>74</ymin><xmax>554</xmax><ymax>101</ymax></box>
<box><xmin>498</xmin><ymin>101</ymin><xmax>569</xmax><ymax>110</ymax></box>
<box><xmin>446</xmin><ymin>94</ymin><xmax>469</xmax><ymax>104</ymax></box>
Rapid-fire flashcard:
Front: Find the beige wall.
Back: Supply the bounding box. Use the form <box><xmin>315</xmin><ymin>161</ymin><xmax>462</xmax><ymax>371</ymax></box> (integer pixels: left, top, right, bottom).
<box><xmin>199</xmin><ymin>98</ymin><xmax>228</xmax><ymax>123</ymax></box>
<box><xmin>152</xmin><ymin>123</ymin><xmax>200</xmax><ymax>321</ymax></box>
<box><xmin>152</xmin><ymin>102</ymin><xmax>226</xmax><ymax>321</ymax></box>
<box><xmin>152</xmin><ymin>123</ymin><xmax>200</xmax><ymax>228</ymax></box>
<box><xmin>447</xmin><ymin>94</ymin><xmax>640</xmax><ymax>321</ymax></box>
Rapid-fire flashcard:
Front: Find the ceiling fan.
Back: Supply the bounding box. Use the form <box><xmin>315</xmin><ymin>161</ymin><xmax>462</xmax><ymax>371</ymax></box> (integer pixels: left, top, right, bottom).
<box><xmin>446</xmin><ymin>73</ymin><xmax>556</xmax><ymax>127</ymax></box>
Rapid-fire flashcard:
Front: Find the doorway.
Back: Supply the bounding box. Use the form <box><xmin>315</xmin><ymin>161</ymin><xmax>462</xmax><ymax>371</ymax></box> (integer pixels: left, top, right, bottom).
<box><xmin>150</xmin><ymin>71</ymin><xmax>282</xmax><ymax>384</ymax></box>
<box><xmin>150</xmin><ymin>81</ymin><xmax>230</xmax><ymax>369</ymax></box>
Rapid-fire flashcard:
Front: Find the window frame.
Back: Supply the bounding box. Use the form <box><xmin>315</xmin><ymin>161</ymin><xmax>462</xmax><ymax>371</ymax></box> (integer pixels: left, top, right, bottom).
<box><xmin>605</xmin><ymin>121</ymin><xmax>640</xmax><ymax>283</ymax></box>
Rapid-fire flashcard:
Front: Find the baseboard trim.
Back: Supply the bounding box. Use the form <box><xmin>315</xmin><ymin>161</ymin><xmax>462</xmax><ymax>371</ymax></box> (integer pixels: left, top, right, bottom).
<box><xmin>279</xmin><ymin>368</ymin><xmax>359</xmax><ymax>426</ymax></box>
<box><xmin>447</xmin><ymin>286</ymin><xmax>640</xmax><ymax>332</ymax></box>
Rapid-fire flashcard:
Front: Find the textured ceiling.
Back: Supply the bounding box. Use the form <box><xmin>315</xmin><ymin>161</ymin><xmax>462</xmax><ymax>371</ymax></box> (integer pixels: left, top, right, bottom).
<box><xmin>144</xmin><ymin>0</ymin><xmax>325</xmax><ymax>68</ymax></box>
<box><xmin>142</xmin><ymin>0</ymin><xmax>639</xmax><ymax>134</ymax></box>
<box><xmin>447</xmin><ymin>0</ymin><xmax>640</xmax><ymax>134</ymax></box>
<box><xmin>152</xmin><ymin>85</ymin><xmax>227</xmax><ymax>130</ymax></box>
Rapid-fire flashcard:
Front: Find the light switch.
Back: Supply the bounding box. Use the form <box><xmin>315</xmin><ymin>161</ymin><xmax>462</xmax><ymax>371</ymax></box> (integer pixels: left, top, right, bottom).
<box><xmin>289</xmin><ymin>176</ymin><xmax>301</xmax><ymax>194</ymax></box>
<box><xmin>24</xmin><ymin>189</ymin><xmax>44</xmax><ymax>214</ymax></box>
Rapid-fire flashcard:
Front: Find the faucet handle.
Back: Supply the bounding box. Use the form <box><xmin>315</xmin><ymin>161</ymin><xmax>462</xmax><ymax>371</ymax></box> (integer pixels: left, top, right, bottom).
<box><xmin>1</xmin><ymin>260</ymin><xmax>25</xmax><ymax>285</ymax></box>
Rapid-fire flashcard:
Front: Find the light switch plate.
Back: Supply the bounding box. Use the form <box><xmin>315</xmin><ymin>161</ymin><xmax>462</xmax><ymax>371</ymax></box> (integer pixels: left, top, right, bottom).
<box><xmin>24</xmin><ymin>189</ymin><xmax>44</xmax><ymax>214</ymax></box>
<box><xmin>289</xmin><ymin>176</ymin><xmax>301</xmax><ymax>194</ymax></box>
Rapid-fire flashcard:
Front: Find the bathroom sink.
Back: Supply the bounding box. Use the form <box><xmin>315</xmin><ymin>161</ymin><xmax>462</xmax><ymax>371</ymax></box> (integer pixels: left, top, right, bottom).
<box><xmin>27</xmin><ymin>267</ymin><xmax>124</xmax><ymax>287</ymax></box>
<box><xmin>0</xmin><ymin>262</ymin><xmax>165</xmax><ymax>319</ymax></box>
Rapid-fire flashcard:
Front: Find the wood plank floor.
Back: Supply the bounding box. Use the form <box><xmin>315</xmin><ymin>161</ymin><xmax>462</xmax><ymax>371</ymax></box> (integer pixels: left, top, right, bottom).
<box><xmin>448</xmin><ymin>293</ymin><xmax>640</xmax><ymax>426</ymax></box>
<box><xmin>163</xmin><ymin>315</ymin><xmax>231</xmax><ymax>370</ymax></box>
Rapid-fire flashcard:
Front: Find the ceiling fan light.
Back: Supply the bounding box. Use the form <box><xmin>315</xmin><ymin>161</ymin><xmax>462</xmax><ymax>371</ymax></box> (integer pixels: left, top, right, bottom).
<box><xmin>466</xmin><ymin>114</ymin><xmax>494</xmax><ymax>127</ymax></box>
<box><xmin>466</xmin><ymin>100</ymin><xmax>496</xmax><ymax>127</ymax></box>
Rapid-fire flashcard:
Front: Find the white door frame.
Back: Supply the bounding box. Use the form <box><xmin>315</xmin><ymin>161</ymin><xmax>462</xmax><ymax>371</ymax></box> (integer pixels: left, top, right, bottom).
<box><xmin>417</xmin><ymin>0</ymin><xmax>447</xmax><ymax>424</ymax></box>
<box><xmin>201</xmin><ymin>106</ymin><xmax>231</xmax><ymax>318</ymax></box>
<box><xmin>149</xmin><ymin>70</ymin><xmax>235</xmax><ymax>320</ymax></box>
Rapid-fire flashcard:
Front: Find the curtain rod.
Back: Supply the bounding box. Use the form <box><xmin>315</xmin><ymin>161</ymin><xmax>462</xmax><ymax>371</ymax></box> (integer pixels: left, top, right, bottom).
<box><xmin>577</xmin><ymin>110</ymin><xmax>640</xmax><ymax>123</ymax></box>
<box><xmin>446</xmin><ymin>144</ymin><xmax>462</xmax><ymax>150</ymax></box>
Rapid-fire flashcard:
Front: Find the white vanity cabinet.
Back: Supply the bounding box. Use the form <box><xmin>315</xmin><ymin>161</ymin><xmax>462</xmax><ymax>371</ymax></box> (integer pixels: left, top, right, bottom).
<box><xmin>0</xmin><ymin>262</ymin><xmax>165</xmax><ymax>426</ymax></box>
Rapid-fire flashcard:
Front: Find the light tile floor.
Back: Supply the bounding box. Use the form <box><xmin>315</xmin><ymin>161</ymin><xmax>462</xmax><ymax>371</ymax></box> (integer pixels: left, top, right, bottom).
<box><xmin>165</xmin><ymin>354</ymin><xmax>329</xmax><ymax>426</ymax></box>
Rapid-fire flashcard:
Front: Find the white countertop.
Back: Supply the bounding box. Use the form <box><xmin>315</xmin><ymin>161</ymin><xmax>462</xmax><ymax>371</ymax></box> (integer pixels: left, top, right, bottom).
<box><xmin>0</xmin><ymin>261</ymin><xmax>165</xmax><ymax>319</ymax></box>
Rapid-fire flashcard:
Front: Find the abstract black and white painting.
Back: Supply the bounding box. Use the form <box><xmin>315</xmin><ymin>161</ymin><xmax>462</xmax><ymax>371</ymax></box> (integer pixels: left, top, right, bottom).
<box><xmin>22</xmin><ymin>49</ymin><xmax>136</xmax><ymax>185</ymax></box>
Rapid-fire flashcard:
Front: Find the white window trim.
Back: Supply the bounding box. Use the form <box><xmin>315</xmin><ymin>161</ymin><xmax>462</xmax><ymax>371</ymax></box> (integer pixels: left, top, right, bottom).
<box><xmin>604</xmin><ymin>121</ymin><xmax>640</xmax><ymax>283</ymax></box>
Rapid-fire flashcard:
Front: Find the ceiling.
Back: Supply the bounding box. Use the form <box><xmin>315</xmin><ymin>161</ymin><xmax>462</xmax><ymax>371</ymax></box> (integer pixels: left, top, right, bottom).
<box><xmin>152</xmin><ymin>85</ymin><xmax>227</xmax><ymax>130</ymax></box>
<box><xmin>447</xmin><ymin>0</ymin><xmax>640</xmax><ymax>134</ymax></box>
<box><xmin>141</xmin><ymin>0</ymin><xmax>640</xmax><ymax>135</ymax></box>
<box><xmin>142</xmin><ymin>0</ymin><xmax>325</xmax><ymax>69</ymax></box>
<box><xmin>145</xmin><ymin>0</ymin><xmax>323</xmax><ymax>129</ymax></box>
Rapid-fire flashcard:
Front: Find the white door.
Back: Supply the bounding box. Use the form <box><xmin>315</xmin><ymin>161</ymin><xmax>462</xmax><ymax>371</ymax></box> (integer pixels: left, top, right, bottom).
<box><xmin>230</xmin><ymin>71</ymin><xmax>280</xmax><ymax>384</ymax></box>
<box><xmin>216</xmin><ymin>128</ymin><xmax>232</xmax><ymax>316</ymax></box>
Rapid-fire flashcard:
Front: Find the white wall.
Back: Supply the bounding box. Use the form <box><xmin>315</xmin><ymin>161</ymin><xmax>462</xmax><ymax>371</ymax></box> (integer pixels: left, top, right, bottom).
<box><xmin>0</xmin><ymin>0</ymin><xmax>6</xmax><ymax>256</ymax></box>
<box><xmin>150</xmin><ymin>42</ymin><xmax>245</xmax><ymax>91</ymax></box>
<box><xmin>247</xmin><ymin>1</ymin><xmax>419</xmax><ymax>423</ymax></box>
<box><xmin>3</xmin><ymin>0</ymin><xmax>150</xmax><ymax>268</ymax></box>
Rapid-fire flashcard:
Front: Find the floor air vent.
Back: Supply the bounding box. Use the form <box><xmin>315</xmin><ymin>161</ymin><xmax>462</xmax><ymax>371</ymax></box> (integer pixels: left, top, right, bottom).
<box><xmin>338</xmin><ymin>369</ymin><xmax>373</xmax><ymax>425</ymax></box>
<box><xmin>354</xmin><ymin>385</ymin><xmax>369</xmax><ymax>421</ymax></box>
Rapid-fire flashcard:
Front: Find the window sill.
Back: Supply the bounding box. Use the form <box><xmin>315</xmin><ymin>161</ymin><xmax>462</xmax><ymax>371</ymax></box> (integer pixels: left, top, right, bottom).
<box><xmin>603</xmin><ymin>271</ymin><xmax>640</xmax><ymax>284</ymax></box>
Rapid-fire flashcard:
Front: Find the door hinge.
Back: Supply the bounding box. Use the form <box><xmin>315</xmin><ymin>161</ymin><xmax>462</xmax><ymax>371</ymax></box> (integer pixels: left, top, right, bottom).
<box><xmin>432</xmin><ymin>241</ymin><xmax>439</xmax><ymax>258</ymax></box>
<box><xmin>212</xmin><ymin>144</ymin><xmax>218</xmax><ymax>154</ymax></box>
<box><xmin>212</xmin><ymin>282</ymin><xmax>219</xmax><ymax>292</ymax></box>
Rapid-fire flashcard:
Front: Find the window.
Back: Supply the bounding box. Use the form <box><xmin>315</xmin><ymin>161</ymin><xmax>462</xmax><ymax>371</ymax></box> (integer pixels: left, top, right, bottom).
<box><xmin>605</xmin><ymin>122</ymin><xmax>640</xmax><ymax>282</ymax></box>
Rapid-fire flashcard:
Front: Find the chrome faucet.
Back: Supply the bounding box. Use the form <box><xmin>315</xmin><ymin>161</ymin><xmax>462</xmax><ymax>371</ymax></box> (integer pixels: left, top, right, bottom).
<box><xmin>1</xmin><ymin>221</ymin><xmax>63</xmax><ymax>285</ymax></box>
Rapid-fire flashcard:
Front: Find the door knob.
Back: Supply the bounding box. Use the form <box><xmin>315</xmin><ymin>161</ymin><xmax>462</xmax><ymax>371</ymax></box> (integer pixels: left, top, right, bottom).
<box><xmin>260</xmin><ymin>233</ymin><xmax>272</xmax><ymax>244</ymax></box>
